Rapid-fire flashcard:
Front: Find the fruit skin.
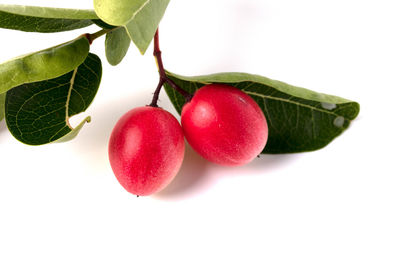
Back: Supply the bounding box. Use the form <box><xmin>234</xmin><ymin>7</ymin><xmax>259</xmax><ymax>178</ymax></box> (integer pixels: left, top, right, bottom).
<box><xmin>108</xmin><ymin>106</ymin><xmax>185</xmax><ymax>196</ymax></box>
<box><xmin>181</xmin><ymin>84</ymin><xmax>268</xmax><ymax>166</ymax></box>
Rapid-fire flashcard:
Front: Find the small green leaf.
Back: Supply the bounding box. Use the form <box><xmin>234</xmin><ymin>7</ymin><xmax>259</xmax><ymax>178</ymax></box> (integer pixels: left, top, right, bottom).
<box><xmin>0</xmin><ymin>93</ymin><xmax>5</xmax><ymax>122</ymax></box>
<box><xmin>93</xmin><ymin>0</ymin><xmax>170</xmax><ymax>54</ymax></box>
<box><xmin>5</xmin><ymin>53</ymin><xmax>102</xmax><ymax>145</ymax></box>
<box><xmin>164</xmin><ymin>72</ymin><xmax>360</xmax><ymax>154</ymax></box>
<box><xmin>0</xmin><ymin>4</ymin><xmax>98</xmax><ymax>32</ymax></box>
<box><xmin>105</xmin><ymin>27</ymin><xmax>131</xmax><ymax>66</ymax></box>
<box><xmin>0</xmin><ymin>36</ymin><xmax>90</xmax><ymax>95</ymax></box>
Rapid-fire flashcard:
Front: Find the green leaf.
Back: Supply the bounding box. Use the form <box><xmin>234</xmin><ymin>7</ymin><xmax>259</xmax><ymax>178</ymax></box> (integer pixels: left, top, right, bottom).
<box><xmin>93</xmin><ymin>0</ymin><xmax>149</xmax><ymax>25</ymax></box>
<box><xmin>0</xmin><ymin>36</ymin><xmax>90</xmax><ymax>95</ymax></box>
<box><xmin>94</xmin><ymin>0</ymin><xmax>170</xmax><ymax>54</ymax></box>
<box><xmin>0</xmin><ymin>4</ymin><xmax>98</xmax><ymax>32</ymax></box>
<box><xmin>164</xmin><ymin>72</ymin><xmax>360</xmax><ymax>154</ymax></box>
<box><xmin>0</xmin><ymin>93</ymin><xmax>5</xmax><ymax>122</ymax></box>
<box><xmin>5</xmin><ymin>53</ymin><xmax>102</xmax><ymax>145</ymax></box>
<box><xmin>0</xmin><ymin>4</ymin><xmax>98</xmax><ymax>19</ymax></box>
<box><xmin>124</xmin><ymin>0</ymin><xmax>170</xmax><ymax>54</ymax></box>
<box><xmin>105</xmin><ymin>27</ymin><xmax>131</xmax><ymax>66</ymax></box>
<box><xmin>92</xmin><ymin>19</ymin><xmax>115</xmax><ymax>29</ymax></box>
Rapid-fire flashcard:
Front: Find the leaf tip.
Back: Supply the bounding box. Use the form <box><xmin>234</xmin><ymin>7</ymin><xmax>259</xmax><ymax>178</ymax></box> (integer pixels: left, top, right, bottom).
<box><xmin>349</xmin><ymin>101</ymin><xmax>361</xmax><ymax>120</ymax></box>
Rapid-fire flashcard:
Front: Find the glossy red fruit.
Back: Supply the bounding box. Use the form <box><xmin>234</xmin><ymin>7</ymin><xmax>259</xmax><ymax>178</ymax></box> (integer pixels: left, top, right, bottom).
<box><xmin>181</xmin><ymin>84</ymin><xmax>268</xmax><ymax>166</ymax></box>
<box><xmin>108</xmin><ymin>106</ymin><xmax>185</xmax><ymax>196</ymax></box>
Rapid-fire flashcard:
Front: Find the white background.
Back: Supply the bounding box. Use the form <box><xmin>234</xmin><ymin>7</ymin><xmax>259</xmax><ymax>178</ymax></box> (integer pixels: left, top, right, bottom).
<box><xmin>0</xmin><ymin>0</ymin><xmax>399</xmax><ymax>266</ymax></box>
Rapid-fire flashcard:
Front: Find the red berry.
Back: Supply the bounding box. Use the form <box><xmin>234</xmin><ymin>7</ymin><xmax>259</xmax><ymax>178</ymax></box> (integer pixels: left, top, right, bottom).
<box><xmin>181</xmin><ymin>84</ymin><xmax>268</xmax><ymax>166</ymax></box>
<box><xmin>108</xmin><ymin>106</ymin><xmax>185</xmax><ymax>196</ymax></box>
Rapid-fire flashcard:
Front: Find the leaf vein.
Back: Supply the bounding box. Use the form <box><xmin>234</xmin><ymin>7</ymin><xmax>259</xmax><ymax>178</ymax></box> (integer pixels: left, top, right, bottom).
<box><xmin>243</xmin><ymin>90</ymin><xmax>342</xmax><ymax>117</ymax></box>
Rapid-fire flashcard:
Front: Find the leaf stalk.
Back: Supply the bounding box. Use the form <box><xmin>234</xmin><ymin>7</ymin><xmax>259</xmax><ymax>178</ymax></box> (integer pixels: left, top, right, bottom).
<box><xmin>86</xmin><ymin>27</ymin><xmax>118</xmax><ymax>44</ymax></box>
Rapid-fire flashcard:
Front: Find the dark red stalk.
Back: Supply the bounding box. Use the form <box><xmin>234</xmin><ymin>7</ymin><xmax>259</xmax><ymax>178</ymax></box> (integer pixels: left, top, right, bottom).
<box><xmin>149</xmin><ymin>29</ymin><xmax>192</xmax><ymax>107</ymax></box>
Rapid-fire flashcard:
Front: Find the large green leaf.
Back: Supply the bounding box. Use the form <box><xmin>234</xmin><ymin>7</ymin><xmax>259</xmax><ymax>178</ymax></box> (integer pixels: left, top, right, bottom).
<box><xmin>0</xmin><ymin>93</ymin><xmax>5</xmax><ymax>122</ymax></box>
<box><xmin>0</xmin><ymin>36</ymin><xmax>90</xmax><ymax>95</ymax></box>
<box><xmin>124</xmin><ymin>0</ymin><xmax>169</xmax><ymax>54</ymax></box>
<box><xmin>93</xmin><ymin>0</ymin><xmax>148</xmax><ymax>25</ymax></box>
<box><xmin>5</xmin><ymin>53</ymin><xmax>102</xmax><ymax>145</ymax></box>
<box><xmin>0</xmin><ymin>4</ymin><xmax>98</xmax><ymax>19</ymax></box>
<box><xmin>164</xmin><ymin>72</ymin><xmax>360</xmax><ymax>154</ymax></box>
<box><xmin>105</xmin><ymin>27</ymin><xmax>131</xmax><ymax>66</ymax></box>
<box><xmin>94</xmin><ymin>0</ymin><xmax>170</xmax><ymax>54</ymax></box>
<box><xmin>0</xmin><ymin>4</ymin><xmax>98</xmax><ymax>32</ymax></box>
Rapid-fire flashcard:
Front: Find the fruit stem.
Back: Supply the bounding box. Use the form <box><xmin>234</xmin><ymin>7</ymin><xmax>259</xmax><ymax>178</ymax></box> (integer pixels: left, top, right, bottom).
<box><xmin>149</xmin><ymin>77</ymin><xmax>164</xmax><ymax>107</ymax></box>
<box><xmin>149</xmin><ymin>28</ymin><xmax>192</xmax><ymax>107</ymax></box>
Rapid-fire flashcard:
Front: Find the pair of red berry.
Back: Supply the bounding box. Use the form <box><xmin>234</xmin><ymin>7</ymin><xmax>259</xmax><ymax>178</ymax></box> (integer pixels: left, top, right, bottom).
<box><xmin>108</xmin><ymin>84</ymin><xmax>269</xmax><ymax>196</ymax></box>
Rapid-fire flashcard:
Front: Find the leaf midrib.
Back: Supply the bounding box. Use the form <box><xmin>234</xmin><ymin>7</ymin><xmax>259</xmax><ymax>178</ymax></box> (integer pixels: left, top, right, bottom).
<box><xmin>129</xmin><ymin>0</ymin><xmax>150</xmax><ymax>23</ymax></box>
<box><xmin>243</xmin><ymin>90</ymin><xmax>342</xmax><ymax>117</ymax></box>
<box><xmin>66</xmin><ymin>68</ymin><xmax>78</xmax><ymax>129</ymax></box>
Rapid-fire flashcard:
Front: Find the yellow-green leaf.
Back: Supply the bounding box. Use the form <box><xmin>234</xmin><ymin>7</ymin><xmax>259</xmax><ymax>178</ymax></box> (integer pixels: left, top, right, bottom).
<box><xmin>0</xmin><ymin>36</ymin><xmax>90</xmax><ymax>94</ymax></box>
<box><xmin>93</xmin><ymin>0</ymin><xmax>148</xmax><ymax>25</ymax></box>
<box><xmin>0</xmin><ymin>4</ymin><xmax>98</xmax><ymax>19</ymax></box>
<box><xmin>0</xmin><ymin>4</ymin><xmax>98</xmax><ymax>32</ymax></box>
<box><xmin>94</xmin><ymin>0</ymin><xmax>170</xmax><ymax>54</ymax></box>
